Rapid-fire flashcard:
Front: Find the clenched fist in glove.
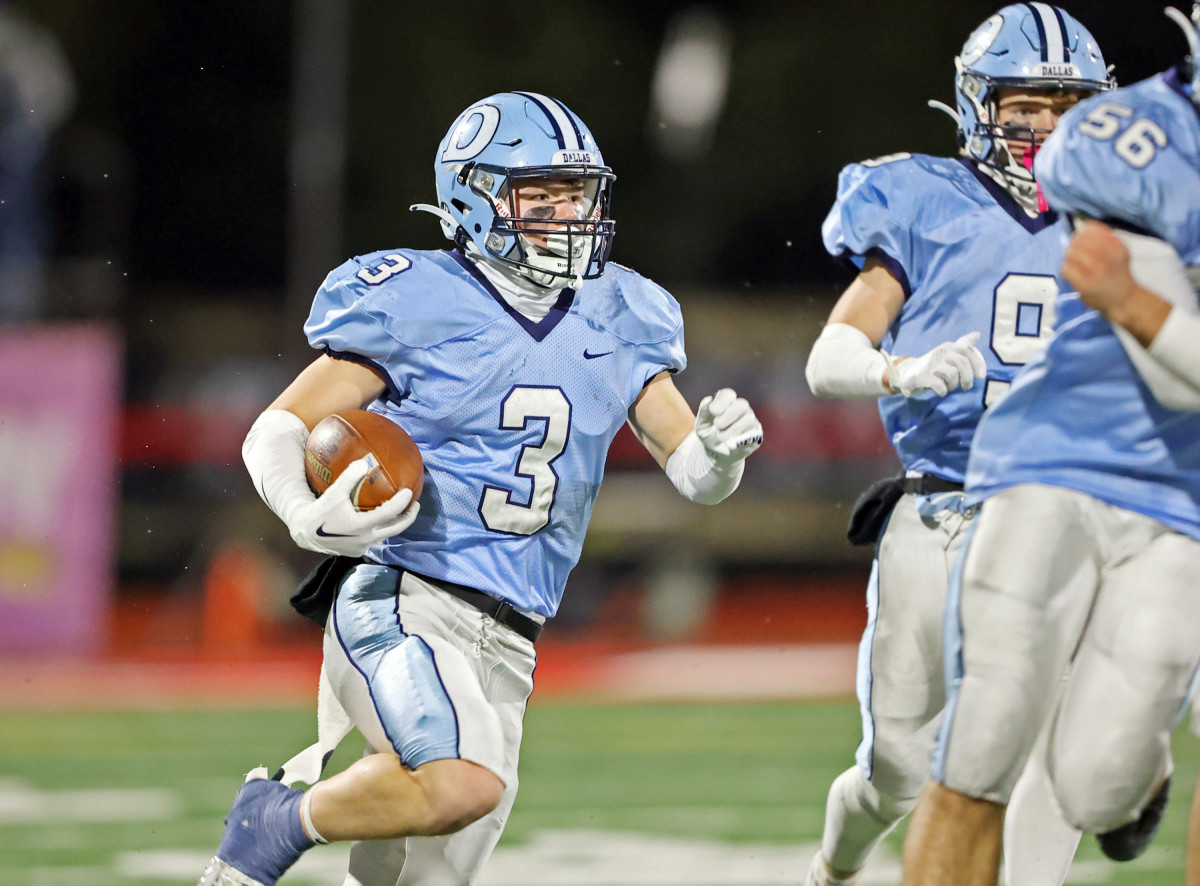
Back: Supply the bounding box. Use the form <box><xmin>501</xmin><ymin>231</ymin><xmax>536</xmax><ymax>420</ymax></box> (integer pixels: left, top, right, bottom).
<box><xmin>884</xmin><ymin>332</ymin><xmax>987</xmax><ymax>397</ymax></box>
<box><xmin>695</xmin><ymin>388</ymin><xmax>764</xmax><ymax>464</ymax></box>
<box><xmin>666</xmin><ymin>388</ymin><xmax>763</xmax><ymax>505</ymax></box>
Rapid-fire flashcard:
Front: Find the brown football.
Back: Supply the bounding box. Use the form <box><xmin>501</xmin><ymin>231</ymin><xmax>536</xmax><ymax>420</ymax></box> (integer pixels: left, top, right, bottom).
<box><xmin>304</xmin><ymin>410</ymin><xmax>424</xmax><ymax>510</ymax></box>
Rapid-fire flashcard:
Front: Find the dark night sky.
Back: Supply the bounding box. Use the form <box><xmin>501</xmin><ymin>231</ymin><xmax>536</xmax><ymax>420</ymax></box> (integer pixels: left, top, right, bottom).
<box><xmin>23</xmin><ymin>0</ymin><xmax>1193</xmax><ymax>302</ymax></box>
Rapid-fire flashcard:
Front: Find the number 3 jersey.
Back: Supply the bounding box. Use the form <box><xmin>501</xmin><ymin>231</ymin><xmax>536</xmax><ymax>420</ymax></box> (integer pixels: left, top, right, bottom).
<box><xmin>822</xmin><ymin>153</ymin><xmax>1065</xmax><ymax>482</ymax></box>
<box><xmin>306</xmin><ymin>248</ymin><xmax>686</xmax><ymax>616</ymax></box>
<box><xmin>966</xmin><ymin>68</ymin><xmax>1200</xmax><ymax>541</ymax></box>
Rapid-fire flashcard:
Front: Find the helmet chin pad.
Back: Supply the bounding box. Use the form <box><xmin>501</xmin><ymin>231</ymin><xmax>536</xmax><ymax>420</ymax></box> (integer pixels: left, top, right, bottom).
<box><xmin>512</xmin><ymin>231</ymin><xmax>593</xmax><ymax>289</ymax></box>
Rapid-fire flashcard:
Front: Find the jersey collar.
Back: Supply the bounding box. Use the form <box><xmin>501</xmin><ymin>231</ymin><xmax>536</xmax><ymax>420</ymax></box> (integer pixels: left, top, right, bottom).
<box><xmin>959</xmin><ymin>158</ymin><xmax>1059</xmax><ymax>234</ymax></box>
<box><xmin>450</xmin><ymin>249</ymin><xmax>577</xmax><ymax>342</ymax></box>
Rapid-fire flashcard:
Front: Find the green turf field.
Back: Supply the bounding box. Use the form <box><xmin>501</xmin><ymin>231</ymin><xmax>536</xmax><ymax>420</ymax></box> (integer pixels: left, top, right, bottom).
<box><xmin>1</xmin><ymin>699</ymin><xmax>1195</xmax><ymax>885</ymax></box>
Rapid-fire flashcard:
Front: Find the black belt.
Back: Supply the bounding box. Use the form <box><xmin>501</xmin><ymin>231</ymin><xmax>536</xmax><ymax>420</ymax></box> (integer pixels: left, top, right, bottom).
<box><xmin>414</xmin><ymin>573</ymin><xmax>543</xmax><ymax>643</ymax></box>
<box><xmin>902</xmin><ymin>474</ymin><xmax>964</xmax><ymax>495</ymax></box>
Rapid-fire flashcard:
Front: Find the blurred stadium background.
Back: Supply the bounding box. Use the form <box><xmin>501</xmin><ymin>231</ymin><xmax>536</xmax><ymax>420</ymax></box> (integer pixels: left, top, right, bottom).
<box><xmin>0</xmin><ymin>1</ymin><xmax>1195</xmax><ymax>883</ymax></box>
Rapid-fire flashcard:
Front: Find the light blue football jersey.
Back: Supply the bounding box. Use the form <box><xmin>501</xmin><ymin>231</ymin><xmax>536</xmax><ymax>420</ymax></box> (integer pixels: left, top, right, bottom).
<box><xmin>967</xmin><ymin>68</ymin><xmax>1200</xmax><ymax>541</ymax></box>
<box><xmin>823</xmin><ymin>154</ymin><xmax>1065</xmax><ymax>482</ymax></box>
<box><xmin>306</xmin><ymin>248</ymin><xmax>686</xmax><ymax>616</ymax></box>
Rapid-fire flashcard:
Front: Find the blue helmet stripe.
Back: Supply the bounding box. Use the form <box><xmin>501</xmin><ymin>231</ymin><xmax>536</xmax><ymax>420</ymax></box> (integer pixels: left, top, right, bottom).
<box><xmin>548</xmin><ymin>96</ymin><xmax>586</xmax><ymax>150</ymax></box>
<box><xmin>1049</xmin><ymin>5</ymin><xmax>1072</xmax><ymax>61</ymax></box>
<box><xmin>1027</xmin><ymin>3</ymin><xmax>1066</xmax><ymax>64</ymax></box>
<box><xmin>1024</xmin><ymin>3</ymin><xmax>1049</xmax><ymax>62</ymax></box>
<box><xmin>513</xmin><ymin>91</ymin><xmax>579</xmax><ymax>151</ymax></box>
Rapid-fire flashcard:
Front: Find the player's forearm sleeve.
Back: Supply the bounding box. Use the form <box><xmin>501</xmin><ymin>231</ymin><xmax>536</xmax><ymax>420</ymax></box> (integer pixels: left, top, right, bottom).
<box><xmin>1111</xmin><ymin>229</ymin><xmax>1200</xmax><ymax>412</ymax></box>
<box><xmin>665</xmin><ymin>430</ymin><xmax>744</xmax><ymax>505</ymax></box>
<box><xmin>1146</xmin><ymin>308</ymin><xmax>1200</xmax><ymax>411</ymax></box>
<box><xmin>242</xmin><ymin>409</ymin><xmax>318</xmax><ymax>525</ymax></box>
<box><xmin>805</xmin><ymin>322</ymin><xmax>890</xmax><ymax>398</ymax></box>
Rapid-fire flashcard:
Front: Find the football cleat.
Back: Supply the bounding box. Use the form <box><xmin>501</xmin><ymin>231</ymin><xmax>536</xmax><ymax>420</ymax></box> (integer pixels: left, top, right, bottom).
<box><xmin>198</xmin><ymin>776</ymin><xmax>314</xmax><ymax>886</ymax></box>
<box><xmin>1096</xmin><ymin>774</ymin><xmax>1171</xmax><ymax>862</ymax></box>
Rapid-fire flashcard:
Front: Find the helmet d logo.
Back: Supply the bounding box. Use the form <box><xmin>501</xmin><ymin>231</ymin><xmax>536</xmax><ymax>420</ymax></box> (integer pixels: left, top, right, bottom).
<box><xmin>442</xmin><ymin>105</ymin><xmax>501</xmax><ymax>164</ymax></box>
<box><xmin>959</xmin><ymin>14</ymin><xmax>1003</xmax><ymax>66</ymax></box>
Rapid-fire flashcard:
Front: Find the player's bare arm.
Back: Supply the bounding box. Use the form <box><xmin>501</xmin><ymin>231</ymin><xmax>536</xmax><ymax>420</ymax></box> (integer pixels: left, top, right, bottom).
<box><xmin>626</xmin><ymin>371</ymin><xmax>695</xmax><ymax>467</ymax></box>
<box><xmin>827</xmin><ymin>257</ymin><xmax>907</xmax><ymax>345</ymax></box>
<box><xmin>267</xmin><ymin>353</ymin><xmax>390</xmax><ymax>429</ymax></box>
<box><xmin>1063</xmin><ymin>220</ymin><xmax>1172</xmax><ymax>346</ymax></box>
<box><xmin>1064</xmin><ymin>220</ymin><xmax>1200</xmax><ymax>411</ymax></box>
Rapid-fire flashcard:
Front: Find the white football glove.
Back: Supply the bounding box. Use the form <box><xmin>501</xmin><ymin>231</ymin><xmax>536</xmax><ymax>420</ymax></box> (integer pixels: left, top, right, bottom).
<box><xmin>884</xmin><ymin>332</ymin><xmax>987</xmax><ymax>397</ymax></box>
<box><xmin>287</xmin><ymin>456</ymin><xmax>421</xmax><ymax>557</ymax></box>
<box><xmin>694</xmin><ymin>388</ymin><xmax>764</xmax><ymax>465</ymax></box>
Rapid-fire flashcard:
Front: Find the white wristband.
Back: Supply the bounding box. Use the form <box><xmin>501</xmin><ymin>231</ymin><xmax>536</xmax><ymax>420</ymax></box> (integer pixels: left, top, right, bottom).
<box><xmin>805</xmin><ymin>323</ymin><xmax>890</xmax><ymax>398</ymax></box>
<box><xmin>665</xmin><ymin>430</ymin><xmax>744</xmax><ymax>505</ymax></box>
<box><xmin>242</xmin><ymin>409</ymin><xmax>316</xmax><ymax>526</ymax></box>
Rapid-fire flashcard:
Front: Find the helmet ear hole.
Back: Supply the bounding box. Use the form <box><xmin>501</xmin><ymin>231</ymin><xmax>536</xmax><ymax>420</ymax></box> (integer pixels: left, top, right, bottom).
<box><xmin>474</xmin><ymin>224</ymin><xmax>482</xmax><ymax>233</ymax></box>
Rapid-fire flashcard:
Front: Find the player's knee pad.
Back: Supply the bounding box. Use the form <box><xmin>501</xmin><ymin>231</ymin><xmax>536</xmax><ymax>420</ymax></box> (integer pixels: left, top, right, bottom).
<box><xmin>865</xmin><ymin>713</ymin><xmax>942</xmax><ymax>801</ymax></box>
<box><xmin>1049</xmin><ymin>735</ymin><xmax>1171</xmax><ymax>832</ymax></box>
<box><xmin>840</xmin><ymin>767</ymin><xmax>918</xmax><ymax>825</ymax></box>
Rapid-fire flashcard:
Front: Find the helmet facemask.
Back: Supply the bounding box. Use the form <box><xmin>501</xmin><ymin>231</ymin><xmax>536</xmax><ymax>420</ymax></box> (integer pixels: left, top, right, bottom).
<box><xmin>415</xmin><ymin>92</ymin><xmax>619</xmax><ymax>292</ymax></box>
<box><xmin>951</xmin><ymin>4</ymin><xmax>1114</xmax><ymax>214</ymax></box>
<box><xmin>478</xmin><ymin>165</ymin><xmax>615</xmax><ymax>289</ymax></box>
<box><xmin>957</xmin><ymin>66</ymin><xmax>1097</xmax><ymax>212</ymax></box>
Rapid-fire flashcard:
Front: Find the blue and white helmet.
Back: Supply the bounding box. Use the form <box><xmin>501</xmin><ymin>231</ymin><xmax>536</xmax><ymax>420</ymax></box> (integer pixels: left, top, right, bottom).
<box><xmin>412</xmin><ymin>92</ymin><xmax>616</xmax><ymax>289</ymax></box>
<box><xmin>955</xmin><ymin>4</ymin><xmax>1112</xmax><ymax>190</ymax></box>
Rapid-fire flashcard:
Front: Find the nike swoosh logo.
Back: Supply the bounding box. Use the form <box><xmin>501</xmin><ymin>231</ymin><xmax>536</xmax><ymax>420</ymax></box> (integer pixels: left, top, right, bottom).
<box><xmin>315</xmin><ymin>525</ymin><xmax>353</xmax><ymax>538</ymax></box>
<box><xmin>583</xmin><ymin>350</ymin><xmax>613</xmax><ymax>359</ymax></box>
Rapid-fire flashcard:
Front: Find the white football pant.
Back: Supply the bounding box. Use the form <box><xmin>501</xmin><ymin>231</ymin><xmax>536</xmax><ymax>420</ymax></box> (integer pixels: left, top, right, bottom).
<box><xmin>324</xmin><ymin>567</ymin><xmax>536</xmax><ymax>886</ymax></box>
<box><xmin>936</xmin><ymin>483</ymin><xmax>1200</xmax><ymax>833</ymax></box>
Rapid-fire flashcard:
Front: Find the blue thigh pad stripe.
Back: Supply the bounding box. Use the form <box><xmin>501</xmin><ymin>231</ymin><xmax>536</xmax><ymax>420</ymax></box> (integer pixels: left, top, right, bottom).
<box><xmin>930</xmin><ymin>517</ymin><xmax>978</xmax><ymax>783</ymax></box>
<box><xmin>855</xmin><ymin>555</ymin><xmax>882</xmax><ymax>779</ymax></box>
<box><xmin>332</xmin><ymin>565</ymin><xmax>461</xmax><ymax>768</ymax></box>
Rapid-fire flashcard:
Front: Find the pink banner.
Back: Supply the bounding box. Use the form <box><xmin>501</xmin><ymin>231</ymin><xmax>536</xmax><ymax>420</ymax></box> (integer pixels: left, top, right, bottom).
<box><xmin>0</xmin><ymin>324</ymin><xmax>122</xmax><ymax>656</ymax></box>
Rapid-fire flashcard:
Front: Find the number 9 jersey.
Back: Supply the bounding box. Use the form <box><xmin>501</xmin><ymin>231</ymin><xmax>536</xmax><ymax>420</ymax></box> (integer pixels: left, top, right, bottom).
<box><xmin>822</xmin><ymin>153</ymin><xmax>1067</xmax><ymax>482</ymax></box>
<box><xmin>305</xmin><ymin>247</ymin><xmax>685</xmax><ymax>617</ymax></box>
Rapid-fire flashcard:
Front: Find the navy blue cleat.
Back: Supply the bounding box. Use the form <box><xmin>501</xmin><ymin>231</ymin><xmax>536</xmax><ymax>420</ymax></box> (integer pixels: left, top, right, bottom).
<box><xmin>1096</xmin><ymin>775</ymin><xmax>1171</xmax><ymax>862</ymax></box>
<box><xmin>198</xmin><ymin>776</ymin><xmax>315</xmax><ymax>886</ymax></box>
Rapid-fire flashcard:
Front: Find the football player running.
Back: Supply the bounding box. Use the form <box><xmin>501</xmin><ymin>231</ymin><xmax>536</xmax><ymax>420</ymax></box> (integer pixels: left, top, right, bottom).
<box><xmin>197</xmin><ymin>92</ymin><xmax>763</xmax><ymax>886</ymax></box>
<box><xmin>902</xmin><ymin>6</ymin><xmax>1200</xmax><ymax>885</ymax></box>
<box><xmin>804</xmin><ymin>5</ymin><xmax>1112</xmax><ymax>885</ymax></box>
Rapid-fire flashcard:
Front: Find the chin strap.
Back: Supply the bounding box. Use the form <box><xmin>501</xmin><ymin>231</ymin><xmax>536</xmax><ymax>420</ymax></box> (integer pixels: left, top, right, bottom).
<box><xmin>520</xmin><ymin>232</ymin><xmax>588</xmax><ymax>290</ymax></box>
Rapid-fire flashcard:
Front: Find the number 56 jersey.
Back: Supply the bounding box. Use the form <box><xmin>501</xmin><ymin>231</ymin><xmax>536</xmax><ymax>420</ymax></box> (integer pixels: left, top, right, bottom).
<box><xmin>822</xmin><ymin>153</ymin><xmax>1066</xmax><ymax>482</ymax></box>
<box><xmin>967</xmin><ymin>68</ymin><xmax>1200</xmax><ymax>541</ymax></box>
<box><xmin>305</xmin><ymin>248</ymin><xmax>686</xmax><ymax>617</ymax></box>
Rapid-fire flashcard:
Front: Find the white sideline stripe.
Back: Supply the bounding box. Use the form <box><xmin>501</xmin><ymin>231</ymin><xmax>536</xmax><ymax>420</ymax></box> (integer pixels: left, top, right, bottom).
<box><xmin>0</xmin><ymin>778</ymin><xmax>180</xmax><ymax>823</ymax></box>
<box><xmin>0</xmin><ymin>644</ymin><xmax>861</xmax><ymax>709</ymax></box>
<box><xmin>110</xmin><ymin>831</ymin><xmax>1129</xmax><ymax>885</ymax></box>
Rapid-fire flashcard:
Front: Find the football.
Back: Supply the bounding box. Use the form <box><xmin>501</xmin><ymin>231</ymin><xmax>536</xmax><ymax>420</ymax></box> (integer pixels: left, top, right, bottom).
<box><xmin>304</xmin><ymin>410</ymin><xmax>424</xmax><ymax>510</ymax></box>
